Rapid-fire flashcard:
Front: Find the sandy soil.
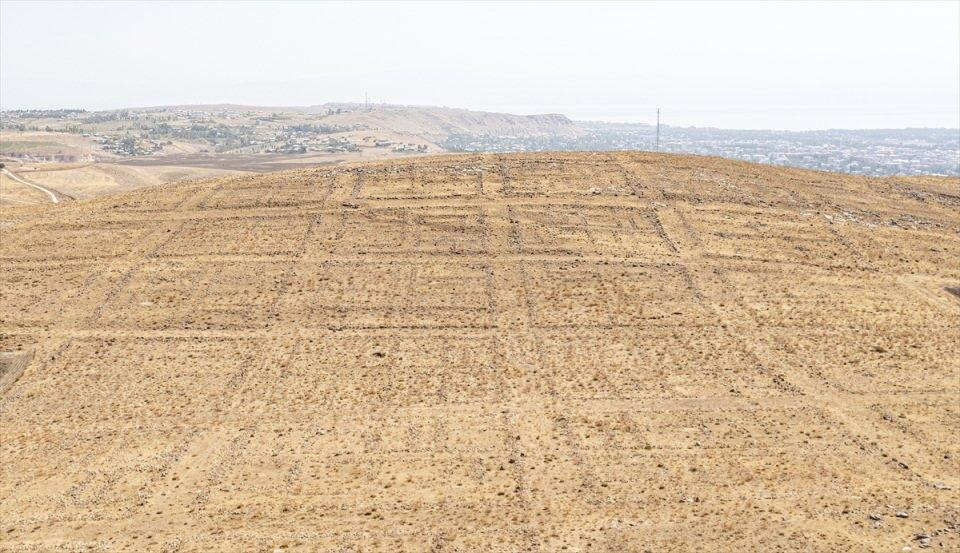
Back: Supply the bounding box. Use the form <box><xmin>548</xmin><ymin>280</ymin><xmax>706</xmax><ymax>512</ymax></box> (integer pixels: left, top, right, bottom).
<box><xmin>0</xmin><ymin>172</ymin><xmax>51</xmax><ymax>207</ymax></box>
<box><xmin>18</xmin><ymin>163</ymin><xmax>251</xmax><ymax>200</ymax></box>
<box><xmin>0</xmin><ymin>152</ymin><xmax>957</xmax><ymax>551</ymax></box>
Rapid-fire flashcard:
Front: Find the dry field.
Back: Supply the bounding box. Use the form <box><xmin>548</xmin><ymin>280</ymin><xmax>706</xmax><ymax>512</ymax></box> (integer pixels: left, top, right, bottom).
<box><xmin>0</xmin><ymin>172</ymin><xmax>52</xmax><ymax>208</ymax></box>
<box><xmin>0</xmin><ymin>163</ymin><xmax>251</xmax><ymax>221</ymax></box>
<box><xmin>0</xmin><ymin>152</ymin><xmax>958</xmax><ymax>552</ymax></box>
<box><xmin>0</xmin><ymin>132</ymin><xmax>102</xmax><ymax>161</ymax></box>
<box><xmin>15</xmin><ymin>163</ymin><xmax>250</xmax><ymax>200</ymax></box>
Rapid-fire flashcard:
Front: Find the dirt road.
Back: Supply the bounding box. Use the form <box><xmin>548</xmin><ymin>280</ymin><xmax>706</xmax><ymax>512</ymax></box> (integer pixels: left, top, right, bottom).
<box><xmin>1</xmin><ymin>167</ymin><xmax>72</xmax><ymax>204</ymax></box>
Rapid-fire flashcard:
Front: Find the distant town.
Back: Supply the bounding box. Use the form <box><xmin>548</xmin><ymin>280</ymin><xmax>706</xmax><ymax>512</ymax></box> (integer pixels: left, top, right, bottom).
<box><xmin>1</xmin><ymin>106</ymin><xmax>957</xmax><ymax>177</ymax></box>
<box><xmin>0</xmin><ymin>107</ymin><xmax>430</xmax><ymax>162</ymax></box>
<box><xmin>442</xmin><ymin>123</ymin><xmax>960</xmax><ymax>177</ymax></box>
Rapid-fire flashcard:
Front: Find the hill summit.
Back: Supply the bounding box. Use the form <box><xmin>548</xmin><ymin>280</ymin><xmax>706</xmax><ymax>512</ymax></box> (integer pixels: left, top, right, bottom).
<box><xmin>1</xmin><ymin>152</ymin><xmax>958</xmax><ymax>550</ymax></box>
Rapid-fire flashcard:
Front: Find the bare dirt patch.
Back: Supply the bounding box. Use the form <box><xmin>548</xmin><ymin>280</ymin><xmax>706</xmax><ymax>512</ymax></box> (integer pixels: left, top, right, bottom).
<box><xmin>0</xmin><ymin>350</ymin><xmax>33</xmax><ymax>394</ymax></box>
<box><xmin>0</xmin><ymin>152</ymin><xmax>957</xmax><ymax>551</ymax></box>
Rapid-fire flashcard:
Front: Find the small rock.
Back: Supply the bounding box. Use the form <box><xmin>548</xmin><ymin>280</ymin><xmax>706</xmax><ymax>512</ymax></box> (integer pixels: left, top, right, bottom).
<box><xmin>932</xmin><ymin>482</ymin><xmax>952</xmax><ymax>490</ymax></box>
<box><xmin>919</xmin><ymin>537</ymin><xmax>931</xmax><ymax>548</ymax></box>
<box><xmin>589</xmin><ymin>187</ymin><xmax>601</xmax><ymax>195</ymax></box>
<box><xmin>869</xmin><ymin>514</ymin><xmax>883</xmax><ymax>521</ymax></box>
<box><xmin>914</xmin><ymin>533</ymin><xmax>930</xmax><ymax>541</ymax></box>
<box><xmin>896</xmin><ymin>511</ymin><xmax>909</xmax><ymax>518</ymax></box>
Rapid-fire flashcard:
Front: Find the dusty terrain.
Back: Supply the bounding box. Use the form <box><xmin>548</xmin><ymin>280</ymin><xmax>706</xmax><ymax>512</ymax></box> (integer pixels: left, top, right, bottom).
<box><xmin>12</xmin><ymin>163</ymin><xmax>250</xmax><ymax>200</ymax></box>
<box><xmin>0</xmin><ymin>162</ymin><xmax>251</xmax><ymax>221</ymax></box>
<box><xmin>0</xmin><ymin>152</ymin><xmax>958</xmax><ymax>551</ymax></box>
<box><xmin>0</xmin><ymin>172</ymin><xmax>53</xmax><ymax>208</ymax></box>
<box><xmin>1</xmin><ymin>104</ymin><xmax>579</xmax><ymax>205</ymax></box>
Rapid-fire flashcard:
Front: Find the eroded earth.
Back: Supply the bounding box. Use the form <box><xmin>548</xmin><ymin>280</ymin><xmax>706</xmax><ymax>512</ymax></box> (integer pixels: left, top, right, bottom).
<box><xmin>1</xmin><ymin>152</ymin><xmax>958</xmax><ymax>551</ymax></box>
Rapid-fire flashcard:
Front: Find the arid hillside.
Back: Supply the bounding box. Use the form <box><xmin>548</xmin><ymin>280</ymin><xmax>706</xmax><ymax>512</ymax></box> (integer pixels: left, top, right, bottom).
<box><xmin>0</xmin><ymin>104</ymin><xmax>586</xmax><ymax>206</ymax></box>
<box><xmin>310</xmin><ymin>104</ymin><xmax>584</xmax><ymax>140</ymax></box>
<box><xmin>0</xmin><ymin>162</ymin><xmax>249</xmax><ymax>210</ymax></box>
<box><xmin>0</xmin><ymin>152</ymin><xmax>958</xmax><ymax>551</ymax></box>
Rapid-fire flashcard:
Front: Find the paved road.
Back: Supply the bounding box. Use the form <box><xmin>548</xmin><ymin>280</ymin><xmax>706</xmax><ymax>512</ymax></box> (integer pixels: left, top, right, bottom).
<box><xmin>1</xmin><ymin>167</ymin><xmax>71</xmax><ymax>204</ymax></box>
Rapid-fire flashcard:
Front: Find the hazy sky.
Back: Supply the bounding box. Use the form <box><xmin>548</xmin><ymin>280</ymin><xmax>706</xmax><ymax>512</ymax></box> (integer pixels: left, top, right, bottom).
<box><xmin>2</xmin><ymin>1</ymin><xmax>958</xmax><ymax>129</ymax></box>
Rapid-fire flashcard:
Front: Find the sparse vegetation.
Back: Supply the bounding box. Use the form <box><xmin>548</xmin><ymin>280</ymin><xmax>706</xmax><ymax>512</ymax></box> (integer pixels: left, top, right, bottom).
<box><xmin>1</xmin><ymin>152</ymin><xmax>957</xmax><ymax>550</ymax></box>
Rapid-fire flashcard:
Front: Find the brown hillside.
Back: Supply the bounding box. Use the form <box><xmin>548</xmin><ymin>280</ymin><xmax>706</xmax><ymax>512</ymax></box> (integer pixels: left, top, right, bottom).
<box><xmin>313</xmin><ymin>104</ymin><xmax>585</xmax><ymax>139</ymax></box>
<box><xmin>1</xmin><ymin>152</ymin><xmax>958</xmax><ymax>551</ymax></box>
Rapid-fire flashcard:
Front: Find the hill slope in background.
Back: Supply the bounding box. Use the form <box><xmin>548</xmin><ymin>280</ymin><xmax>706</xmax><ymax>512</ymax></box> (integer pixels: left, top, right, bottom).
<box><xmin>0</xmin><ymin>104</ymin><xmax>587</xmax><ymax>207</ymax></box>
<box><xmin>3</xmin><ymin>106</ymin><xmax>954</xmax><ymax>212</ymax></box>
<box><xmin>1</xmin><ymin>152</ymin><xmax>958</xmax><ymax>550</ymax></box>
<box><xmin>308</xmin><ymin>103</ymin><xmax>585</xmax><ymax>139</ymax></box>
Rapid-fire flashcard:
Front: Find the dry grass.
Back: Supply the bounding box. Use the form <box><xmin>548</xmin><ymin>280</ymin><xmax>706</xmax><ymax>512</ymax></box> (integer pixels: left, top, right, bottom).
<box><xmin>18</xmin><ymin>163</ymin><xmax>250</xmax><ymax>200</ymax></box>
<box><xmin>0</xmin><ymin>173</ymin><xmax>50</xmax><ymax>207</ymax></box>
<box><xmin>0</xmin><ymin>131</ymin><xmax>102</xmax><ymax>159</ymax></box>
<box><xmin>0</xmin><ymin>152</ymin><xmax>958</xmax><ymax>551</ymax></box>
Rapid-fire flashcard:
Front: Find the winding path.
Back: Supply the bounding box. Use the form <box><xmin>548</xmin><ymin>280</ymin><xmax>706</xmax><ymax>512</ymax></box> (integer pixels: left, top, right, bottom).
<box><xmin>1</xmin><ymin>167</ymin><xmax>71</xmax><ymax>204</ymax></box>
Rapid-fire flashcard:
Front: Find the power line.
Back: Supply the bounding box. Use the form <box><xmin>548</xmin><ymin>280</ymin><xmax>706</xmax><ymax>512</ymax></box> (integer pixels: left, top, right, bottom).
<box><xmin>656</xmin><ymin>107</ymin><xmax>660</xmax><ymax>153</ymax></box>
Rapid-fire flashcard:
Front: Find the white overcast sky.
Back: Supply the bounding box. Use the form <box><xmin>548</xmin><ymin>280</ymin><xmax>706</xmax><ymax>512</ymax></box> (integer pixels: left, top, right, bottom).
<box><xmin>1</xmin><ymin>1</ymin><xmax>958</xmax><ymax>129</ymax></box>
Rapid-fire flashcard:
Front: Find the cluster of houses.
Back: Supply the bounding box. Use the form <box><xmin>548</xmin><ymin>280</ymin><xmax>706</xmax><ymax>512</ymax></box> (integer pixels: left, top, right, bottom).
<box><xmin>392</xmin><ymin>143</ymin><xmax>429</xmax><ymax>153</ymax></box>
<box><xmin>1</xmin><ymin>107</ymin><xmax>439</xmax><ymax>161</ymax></box>
<box><xmin>266</xmin><ymin>136</ymin><xmax>362</xmax><ymax>154</ymax></box>
<box><xmin>95</xmin><ymin>135</ymin><xmax>166</xmax><ymax>156</ymax></box>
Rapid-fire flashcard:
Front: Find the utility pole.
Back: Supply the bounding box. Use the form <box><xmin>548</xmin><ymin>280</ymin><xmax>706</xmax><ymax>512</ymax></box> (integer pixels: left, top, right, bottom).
<box><xmin>656</xmin><ymin>108</ymin><xmax>660</xmax><ymax>153</ymax></box>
